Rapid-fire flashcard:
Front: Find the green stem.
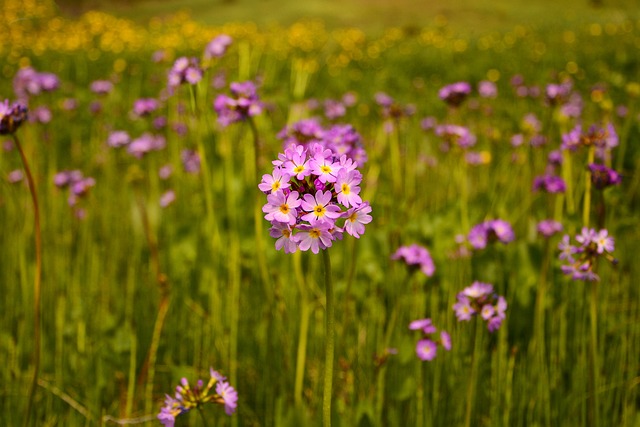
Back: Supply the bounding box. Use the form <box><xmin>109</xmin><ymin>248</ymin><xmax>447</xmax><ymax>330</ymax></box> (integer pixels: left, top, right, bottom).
<box><xmin>322</xmin><ymin>250</ymin><xmax>334</xmax><ymax>427</ymax></box>
<box><xmin>14</xmin><ymin>134</ymin><xmax>42</xmax><ymax>427</ymax></box>
<box><xmin>294</xmin><ymin>253</ymin><xmax>310</xmax><ymax>407</ymax></box>
<box><xmin>197</xmin><ymin>406</ymin><xmax>210</xmax><ymax>427</ymax></box>
<box><xmin>562</xmin><ymin>150</ymin><xmax>575</xmax><ymax>215</ymax></box>
<box><xmin>464</xmin><ymin>321</ymin><xmax>481</xmax><ymax>427</ymax></box>
<box><xmin>588</xmin><ymin>280</ymin><xmax>600</xmax><ymax>427</ymax></box>
<box><xmin>583</xmin><ymin>146</ymin><xmax>595</xmax><ymax>227</ymax></box>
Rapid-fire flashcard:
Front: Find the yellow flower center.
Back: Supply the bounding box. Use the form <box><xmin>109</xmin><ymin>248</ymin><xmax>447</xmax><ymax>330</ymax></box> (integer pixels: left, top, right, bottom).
<box><xmin>279</xmin><ymin>204</ymin><xmax>290</xmax><ymax>214</ymax></box>
<box><xmin>320</xmin><ymin>165</ymin><xmax>332</xmax><ymax>174</ymax></box>
<box><xmin>314</xmin><ymin>205</ymin><xmax>326</xmax><ymax>217</ymax></box>
<box><xmin>341</xmin><ymin>183</ymin><xmax>350</xmax><ymax>194</ymax></box>
<box><xmin>309</xmin><ymin>228</ymin><xmax>321</xmax><ymax>238</ymax></box>
<box><xmin>271</xmin><ymin>181</ymin><xmax>281</xmax><ymax>191</ymax></box>
<box><xmin>294</xmin><ymin>165</ymin><xmax>305</xmax><ymax>174</ymax></box>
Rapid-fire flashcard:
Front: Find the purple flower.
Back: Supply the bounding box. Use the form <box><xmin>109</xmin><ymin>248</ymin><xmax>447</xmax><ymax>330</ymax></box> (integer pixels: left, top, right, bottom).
<box><xmin>215</xmin><ymin>381</ymin><xmax>238</xmax><ymax>415</ymax></box>
<box><xmin>160</xmin><ymin>190</ymin><xmax>176</xmax><ymax>208</ymax></box>
<box><xmin>439</xmin><ymin>81</ymin><xmax>472</xmax><ymax>107</ymax></box>
<box><xmin>478</xmin><ymin>80</ymin><xmax>497</xmax><ymax>98</ymax></box>
<box><xmin>453</xmin><ymin>281</ymin><xmax>507</xmax><ymax>331</ymax></box>
<box><xmin>468</xmin><ymin>219</ymin><xmax>514</xmax><ymax>250</ymax></box>
<box><xmin>168</xmin><ymin>57</ymin><xmax>203</xmax><ymax>89</ymax></box>
<box><xmin>214</xmin><ymin>81</ymin><xmax>263</xmax><ymax>127</ymax></box>
<box><xmin>263</xmin><ymin>190</ymin><xmax>301</xmax><ymax>226</ymax></box>
<box><xmin>545</xmin><ymin>81</ymin><xmax>572</xmax><ymax>105</ymax></box>
<box><xmin>133</xmin><ymin>98</ymin><xmax>160</xmax><ymax>117</ymax></box>
<box><xmin>324</xmin><ymin>99</ymin><xmax>347</xmax><ymax>120</ymax></box>
<box><xmin>90</xmin><ymin>80</ymin><xmax>114</xmax><ymax>95</ymax></box>
<box><xmin>537</xmin><ymin>220</ymin><xmax>563</xmax><ymax>238</ymax></box>
<box><xmin>0</xmin><ymin>99</ymin><xmax>28</xmax><ymax>135</ymax></box>
<box><xmin>181</xmin><ymin>149</ymin><xmax>201</xmax><ymax>174</ymax></box>
<box><xmin>296</xmin><ymin>219</ymin><xmax>335</xmax><ymax>254</ymax></box>
<box><xmin>558</xmin><ymin>228</ymin><xmax>617</xmax><ymax>281</ymax></box>
<box><xmin>107</xmin><ymin>130</ymin><xmax>131</xmax><ymax>148</ymax></box>
<box><xmin>205</xmin><ymin>34</ymin><xmax>233</xmax><ymax>59</ymax></box>
<box><xmin>391</xmin><ymin>244</ymin><xmax>436</xmax><ymax>277</ymax></box>
<box><xmin>343</xmin><ymin>202</ymin><xmax>372</xmax><ymax>238</ymax></box>
<box><xmin>409</xmin><ymin>319</ymin><xmax>451</xmax><ymax>361</ymax></box>
<box><xmin>416</xmin><ymin>339</ymin><xmax>437</xmax><ymax>361</ymax></box>
<box><xmin>435</xmin><ymin>124</ymin><xmax>476</xmax><ymax>149</ymax></box>
<box><xmin>127</xmin><ymin>133</ymin><xmax>166</xmax><ymax>158</ymax></box>
<box><xmin>7</xmin><ymin>169</ymin><xmax>24</xmax><ymax>183</ymax></box>
<box><xmin>588</xmin><ymin>163</ymin><xmax>622</xmax><ymax>189</ymax></box>
<box><xmin>533</xmin><ymin>174</ymin><xmax>566</xmax><ymax>193</ymax></box>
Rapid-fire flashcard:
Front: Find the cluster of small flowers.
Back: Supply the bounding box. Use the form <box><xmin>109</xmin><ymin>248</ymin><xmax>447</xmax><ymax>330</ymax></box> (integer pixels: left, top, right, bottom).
<box><xmin>158</xmin><ymin>368</ymin><xmax>238</xmax><ymax>427</ymax></box>
<box><xmin>13</xmin><ymin>67</ymin><xmax>60</xmax><ymax>101</ymax></box>
<box><xmin>409</xmin><ymin>318</ymin><xmax>451</xmax><ymax>361</ymax></box>
<box><xmin>168</xmin><ymin>57</ymin><xmax>203</xmax><ymax>89</ymax></box>
<box><xmin>132</xmin><ymin>98</ymin><xmax>160</xmax><ymax>117</ymax></box>
<box><xmin>107</xmin><ymin>131</ymin><xmax>166</xmax><ymax>158</ymax></box>
<box><xmin>204</xmin><ymin>34</ymin><xmax>233</xmax><ymax>60</ymax></box>
<box><xmin>54</xmin><ymin>170</ymin><xmax>95</xmax><ymax>218</ymax></box>
<box><xmin>453</xmin><ymin>281</ymin><xmax>507</xmax><ymax>332</ymax></box>
<box><xmin>438</xmin><ymin>81</ymin><xmax>472</xmax><ymax>107</ymax></box>
<box><xmin>561</xmin><ymin>122</ymin><xmax>618</xmax><ymax>159</ymax></box>
<box><xmin>391</xmin><ymin>244</ymin><xmax>435</xmax><ymax>277</ymax></box>
<box><xmin>510</xmin><ymin>74</ymin><xmax>542</xmax><ymax>99</ymax></box>
<box><xmin>558</xmin><ymin>227</ymin><xmax>616</xmax><ymax>281</ymax></box>
<box><xmin>181</xmin><ymin>149</ymin><xmax>201</xmax><ymax>174</ymax></box>
<box><xmin>0</xmin><ymin>99</ymin><xmax>28</xmax><ymax>135</ymax></box>
<box><xmin>260</xmin><ymin>143</ymin><xmax>372</xmax><ymax>254</ymax></box>
<box><xmin>214</xmin><ymin>81</ymin><xmax>264</xmax><ymax>127</ymax></box>
<box><xmin>537</xmin><ymin>219</ymin><xmax>563</xmax><ymax>238</ymax></box>
<box><xmin>90</xmin><ymin>80</ymin><xmax>114</xmax><ymax>95</ymax></box>
<box><xmin>545</xmin><ymin>81</ymin><xmax>573</xmax><ymax>106</ymax></box>
<box><xmin>532</xmin><ymin>174</ymin><xmax>566</xmax><ymax>193</ymax></box>
<box><xmin>434</xmin><ymin>124</ymin><xmax>477</xmax><ymax>150</ymax></box>
<box><xmin>278</xmin><ymin>118</ymin><xmax>367</xmax><ymax>165</ymax></box>
<box><xmin>588</xmin><ymin>163</ymin><xmax>622</xmax><ymax>190</ymax></box>
<box><xmin>467</xmin><ymin>219</ymin><xmax>515</xmax><ymax>250</ymax></box>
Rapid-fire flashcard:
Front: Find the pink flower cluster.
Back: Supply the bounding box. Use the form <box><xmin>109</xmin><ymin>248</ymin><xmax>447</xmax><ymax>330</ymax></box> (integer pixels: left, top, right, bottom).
<box><xmin>409</xmin><ymin>318</ymin><xmax>451</xmax><ymax>361</ymax></box>
<box><xmin>453</xmin><ymin>281</ymin><xmax>507</xmax><ymax>332</ymax></box>
<box><xmin>558</xmin><ymin>227</ymin><xmax>616</xmax><ymax>281</ymax></box>
<box><xmin>260</xmin><ymin>143</ymin><xmax>372</xmax><ymax>254</ymax></box>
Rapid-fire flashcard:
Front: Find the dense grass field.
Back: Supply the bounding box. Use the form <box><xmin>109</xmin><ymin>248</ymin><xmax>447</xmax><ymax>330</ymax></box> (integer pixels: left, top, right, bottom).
<box><xmin>2</xmin><ymin>1</ymin><xmax>640</xmax><ymax>426</ymax></box>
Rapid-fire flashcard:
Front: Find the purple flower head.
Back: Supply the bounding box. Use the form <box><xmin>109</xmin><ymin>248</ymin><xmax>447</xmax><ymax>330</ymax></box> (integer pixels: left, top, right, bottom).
<box><xmin>214</xmin><ymin>81</ymin><xmax>263</xmax><ymax>127</ymax></box>
<box><xmin>391</xmin><ymin>244</ymin><xmax>436</xmax><ymax>277</ymax></box>
<box><xmin>409</xmin><ymin>318</ymin><xmax>451</xmax><ymax>361</ymax></box>
<box><xmin>168</xmin><ymin>57</ymin><xmax>203</xmax><ymax>88</ymax></box>
<box><xmin>107</xmin><ymin>130</ymin><xmax>131</xmax><ymax>148</ymax></box>
<box><xmin>453</xmin><ymin>281</ymin><xmax>507</xmax><ymax>332</ymax></box>
<box><xmin>278</xmin><ymin>118</ymin><xmax>325</xmax><ymax>149</ymax></box>
<box><xmin>215</xmin><ymin>382</ymin><xmax>238</xmax><ymax>415</ymax></box>
<box><xmin>127</xmin><ymin>133</ymin><xmax>166</xmax><ymax>158</ymax></box>
<box><xmin>7</xmin><ymin>169</ymin><xmax>24</xmax><ymax>184</ymax></box>
<box><xmin>322</xmin><ymin>124</ymin><xmax>367</xmax><ymax>165</ymax></box>
<box><xmin>13</xmin><ymin>67</ymin><xmax>59</xmax><ymax>100</ymax></box>
<box><xmin>160</xmin><ymin>190</ymin><xmax>176</xmax><ymax>208</ymax></box>
<box><xmin>468</xmin><ymin>219</ymin><xmax>514</xmax><ymax>250</ymax></box>
<box><xmin>181</xmin><ymin>149</ymin><xmax>201</xmax><ymax>174</ymax></box>
<box><xmin>133</xmin><ymin>98</ymin><xmax>160</xmax><ymax>117</ymax></box>
<box><xmin>0</xmin><ymin>99</ymin><xmax>28</xmax><ymax>135</ymax></box>
<box><xmin>478</xmin><ymin>80</ymin><xmax>497</xmax><ymax>98</ymax></box>
<box><xmin>545</xmin><ymin>81</ymin><xmax>572</xmax><ymax>106</ymax></box>
<box><xmin>435</xmin><ymin>124</ymin><xmax>476</xmax><ymax>149</ymax></box>
<box><xmin>439</xmin><ymin>81</ymin><xmax>472</xmax><ymax>107</ymax></box>
<box><xmin>324</xmin><ymin>99</ymin><xmax>347</xmax><ymax>120</ymax></box>
<box><xmin>205</xmin><ymin>34</ymin><xmax>233</xmax><ymax>59</ymax></box>
<box><xmin>537</xmin><ymin>220</ymin><xmax>563</xmax><ymax>238</ymax></box>
<box><xmin>558</xmin><ymin>228</ymin><xmax>616</xmax><ymax>281</ymax></box>
<box><xmin>588</xmin><ymin>163</ymin><xmax>622</xmax><ymax>190</ymax></box>
<box><xmin>90</xmin><ymin>80</ymin><xmax>114</xmax><ymax>95</ymax></box>
<box><xmin>262</xmin><ymin>142</ymin><xmax>371</xmax><ymax>253</ymax></box>
<box><xmin>533</xmin><ymin>174</ymin><xmax>566</xmax><ymax>193</ymax></box>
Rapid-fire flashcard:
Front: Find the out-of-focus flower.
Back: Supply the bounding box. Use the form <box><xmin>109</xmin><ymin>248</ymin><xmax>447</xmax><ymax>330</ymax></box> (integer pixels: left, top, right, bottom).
<box><xmin>453</xmin><ymin>282</ymin><xmax>507</xmax><ymax>332</ymax></box>
<box><xmin>478</xmin><ymin>80</ymin><xmax>497</xmax><ymax>98</ymax></box>
<box><xmin>439</xmin><ymin>81</ymin><xmax>472</xmax><ymax>107</ymax></box>
<box><xmin>0</xmin><ymin>99</ymin><xmax>28</xmax><ymax>135</ymax></box>
<box><xmin>588</xmin><ymin>163</ymin><xmax>622</xmax><ymax>189</ymax></box>
<box><xmin>435</xmin><ymin>124</ymin><xmax>476</xmax><ymax>149</ymax></box>
<box><xmin>214</xmin><ymin>81</ymin><xmax>263</xmax><ymax>127</ymax></box>
<box><xmin>204</xmin><ymin>34</ymin><xmax>233</xmax><ymax>59</ymax></box>
<box><xmin>467</xmin><ymin>219</ymin><xmax>515</xmax><ymax>250</ymax></box>
<box><xmin>409</xmin><ymin>318</ymin><xmax>451</xmax><ymax>361</ymax></box>
<box><xmin>90</xmin><ymin>80</ymin><xmax>114</xmax><ymax>95</ymax></box>
<box><xmin>533</xmin><ymin>174</ymin><xmax>566</xmax><ymax>193</ymax></box>
<box><xmin>537</xmin><ymin>219</ymin><xmax>563</xmax><ymax>238</ymax></box>
<box><xmin>391</xmin><ymin>244</ymin><xmax>436</xmax><ymax>277</ymax></box>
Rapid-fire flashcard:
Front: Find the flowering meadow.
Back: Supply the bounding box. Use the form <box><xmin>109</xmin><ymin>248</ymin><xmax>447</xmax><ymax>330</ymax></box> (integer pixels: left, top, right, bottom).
<box><xmin>2</xmin><ymin>1</ymin><xmax>640</xmax><ymax>426</ymax></box>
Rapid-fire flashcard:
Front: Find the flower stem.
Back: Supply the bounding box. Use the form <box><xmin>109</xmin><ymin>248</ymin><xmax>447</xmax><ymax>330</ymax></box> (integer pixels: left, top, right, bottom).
<box><xmin>583</xmin><ymin>146</ymin><xmax>595</xmax><ymax>227</ymax></box>
<box><xmin>464</xmin><ymin>320</ymin><xmax>481</xmax><ymax>427</ymax></box>
<box><xmin>294</xmin><ymin>253</ymin><xmax>310</xmax><ymax>407</ymax></box>
<box><xmin>588</xmin><ymin>280</ymin><xmax>600</xmax><ymax>427</ymax></box>
<box><xmin>14</xmin><ymin>134</ymin><xmax>42</xmax><ymax>427</ymax></box>
<box><xmin>322</xmin><ymin>249</ymin><xmax>334</xmax><ymax>427</ymax></box>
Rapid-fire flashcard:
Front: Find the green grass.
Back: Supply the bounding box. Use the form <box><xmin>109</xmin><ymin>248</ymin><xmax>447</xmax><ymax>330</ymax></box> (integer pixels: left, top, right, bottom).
<box><xmin>2</xmin><ymin>2</ymin><xmax>640</xmax><ymax>426</ymax></box>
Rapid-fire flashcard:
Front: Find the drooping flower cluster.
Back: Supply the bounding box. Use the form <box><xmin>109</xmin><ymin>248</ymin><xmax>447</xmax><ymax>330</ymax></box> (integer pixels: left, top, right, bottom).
<box><xmin>260</xmin><ymin>143</ymin><xmax>372</xmax><ymax>254</ymax></box>
<box><xmin>0</xmin><ymin>99</ymin><xmax>28</xmax><ymax>135</ymax></box>
<box><xmin>408</xmin><ymin>318</ymin><xmax>451</xmax><ymax>361</ymax></box>
<box><xmin>438</xmin><ymin>81</ymin><xmax>472</xmax><ymax>107</ymax></box>
<box><xmin>158</xmin><ymin>368</ymin><xmax>238</xmax><ymax>427</ymax></box>
<box><xmin>453</xmin><ymin>281</ymin><xmax>507</xmax><ymax>332</ymax></box>
<box><xmin>214</xmin><ymin>81</ymin><xmax>263</xmax><ymax>127</ymax></box>
<box><xmin>278</xmin><ymin>118</ymin><xmax>367</xmax><ymax>165</ymax></box>
<box><xmin>391</xmin><ymin>244</ymin><xmax>436</xmax><ymax>277</ymax></box>
<box><xmin>561</xmin><ymin>122</ymin><xmax>618</xmax><ymax>159</ymax></box>
<box><xmin>467</xmin><ymin>219</ymin><xmax>515</xmax><ymax>250</ymax></box>
<box><xmin>558</xmin><ymin>227</ymin><xmax>617</xmax><ymax>281</ymax></box>
<box><xmin>588</xmin><ymin>163</ymin><xmax>622</xmax><ymax>190</ymax></box>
